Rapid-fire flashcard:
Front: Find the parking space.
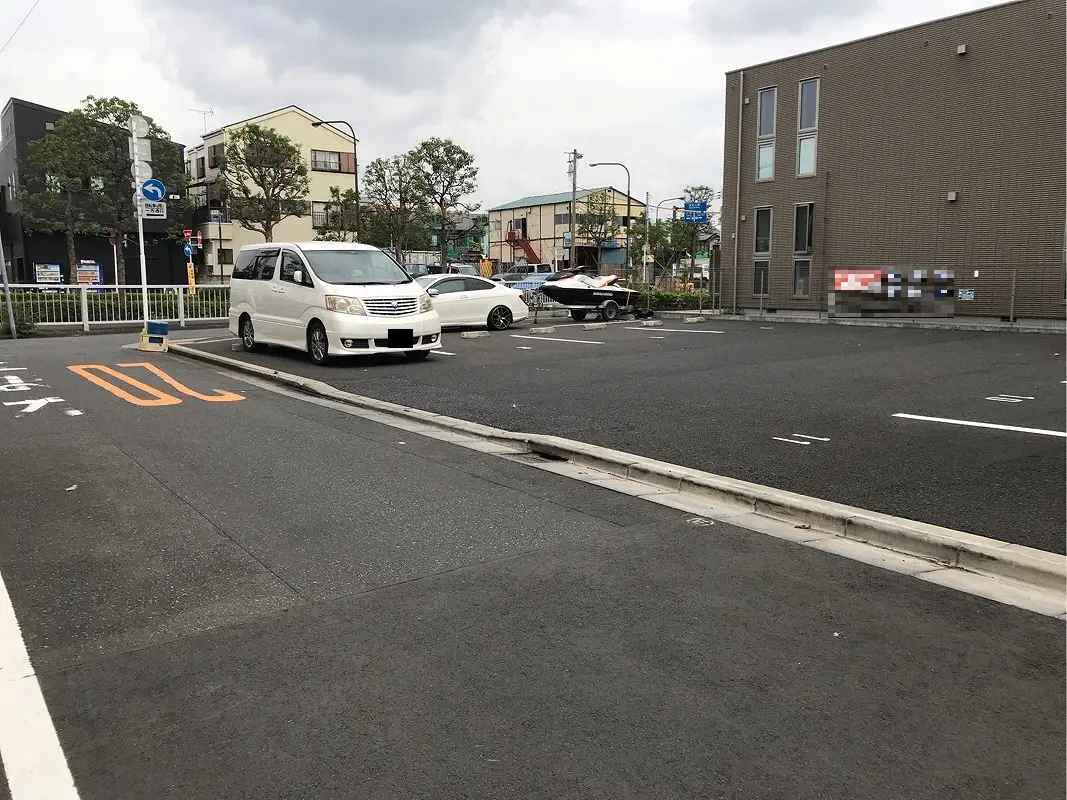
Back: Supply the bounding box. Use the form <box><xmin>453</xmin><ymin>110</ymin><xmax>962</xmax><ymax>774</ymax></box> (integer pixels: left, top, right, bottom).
<box><xmin>176</xmin><ymin>320</ymin><xmax>1066</xmax><ymax>552</ymax></box>
<box><xmin>0</xmin><ymin>332</ymin><xmax>1063</xmax><ymax>800</ymax></box>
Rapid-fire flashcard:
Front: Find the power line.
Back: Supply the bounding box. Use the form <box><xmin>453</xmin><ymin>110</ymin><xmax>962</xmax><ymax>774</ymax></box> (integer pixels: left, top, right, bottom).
<box><xmin>0</xmin><ymin>0</ymin><xmax>45</xmax><ymax>60</ymax></box>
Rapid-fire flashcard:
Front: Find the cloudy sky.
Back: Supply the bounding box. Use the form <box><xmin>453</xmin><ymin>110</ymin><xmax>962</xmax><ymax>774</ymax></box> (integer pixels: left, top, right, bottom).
<box><xmin>2</xmin><ymin>0</ymin><xmax>993</xmax><ymax>210</ymax></box>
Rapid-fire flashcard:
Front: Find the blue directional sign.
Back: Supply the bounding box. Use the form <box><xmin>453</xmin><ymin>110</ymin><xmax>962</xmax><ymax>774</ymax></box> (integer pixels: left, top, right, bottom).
<box><xmin>183</xmin><ymin>244</ymin><xmax>193</xmax><ymax>257</ymax></box>
<box><xmin>140</xmin><ymin>178</ymin><xmax>166</xmax><ymax>202</ymax></box>
<box><xmin>683</xmin><ymin>200</ymin><xmax>708</xmax><ymax>224</ymax></box>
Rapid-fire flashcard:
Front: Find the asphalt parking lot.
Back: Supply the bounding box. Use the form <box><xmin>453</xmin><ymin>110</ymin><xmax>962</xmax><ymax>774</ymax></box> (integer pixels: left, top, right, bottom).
<box><xmin>177</xmin><ymin>318</ymin><xmax>1067</xmax><ymax>553</ymax></box>
<box><xmin>0</xmin><ymin>334</ymin><xmax>1063</xmax><ymax>799</ymax></box>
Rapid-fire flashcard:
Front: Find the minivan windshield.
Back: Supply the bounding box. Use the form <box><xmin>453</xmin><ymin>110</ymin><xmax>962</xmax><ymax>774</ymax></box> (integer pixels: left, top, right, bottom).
<box><xmin>302</xmin><ymin>249</ymin><xmax>412</xmax><ymax>285</ymax></box>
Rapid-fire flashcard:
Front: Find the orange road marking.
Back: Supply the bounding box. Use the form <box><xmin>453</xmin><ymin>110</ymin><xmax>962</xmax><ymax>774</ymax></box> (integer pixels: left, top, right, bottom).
<box><xmin>67</xmin><ymin>365</ymin><xmax>181</xmax><ymax>407</ymax></box>
<box><xmin>118</xmin><ymin>362</ymin><xmax>245</xmax><ymax>403</ymax></box>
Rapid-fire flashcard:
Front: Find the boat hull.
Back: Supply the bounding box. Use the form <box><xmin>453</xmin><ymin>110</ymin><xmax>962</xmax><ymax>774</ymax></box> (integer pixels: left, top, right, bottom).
<box><xmin>539</xmin><ymin>285</ymin><xmax>636</xmax><ymax>308</ymax></box>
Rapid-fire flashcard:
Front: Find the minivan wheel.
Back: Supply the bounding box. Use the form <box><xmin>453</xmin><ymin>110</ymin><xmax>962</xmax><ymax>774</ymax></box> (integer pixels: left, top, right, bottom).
<box><xmin>307</xmin><ymin>322</ymin><xmax>330</xmax><ymax>365</ymax></box>
<box><xmin>487</xmin><ymin>305</ymin><xmax>513</xmax><ymax>331</ymax></box>
<box><xmin>240</xmin><ymin>315</ymin><xmax>260</xmax><ymax>352</ymax></box>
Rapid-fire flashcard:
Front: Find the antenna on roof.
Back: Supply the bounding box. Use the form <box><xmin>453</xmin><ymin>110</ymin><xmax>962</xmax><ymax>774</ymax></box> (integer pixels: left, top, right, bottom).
<box><xmin>190</xmin><ymin>108</ymin><xmax>214</xmax><ymax>133</ymax></box>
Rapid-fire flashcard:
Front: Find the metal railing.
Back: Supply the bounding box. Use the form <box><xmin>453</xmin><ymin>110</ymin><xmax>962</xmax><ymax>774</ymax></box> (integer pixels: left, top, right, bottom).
<box><xmin>1</xmin><ymin>284</ymin><xmax>230</xmax><ymax>330</ymax></box>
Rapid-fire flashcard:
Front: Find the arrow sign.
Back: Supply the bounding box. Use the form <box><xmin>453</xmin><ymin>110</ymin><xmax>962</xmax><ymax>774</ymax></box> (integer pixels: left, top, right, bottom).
<box><xmin>4</xmin><ymin>397</ymin><xmax>64</xmax><ymax>413</ymax></box>
<box><xmin>184</xmin><ymin>244</ymin><xmax>192</xmax><ymax>257</ymax></box>
<box><xmin>140</xmin><ymin>179</ymin><xmax>165</xmax><ymax>201</ymax></box>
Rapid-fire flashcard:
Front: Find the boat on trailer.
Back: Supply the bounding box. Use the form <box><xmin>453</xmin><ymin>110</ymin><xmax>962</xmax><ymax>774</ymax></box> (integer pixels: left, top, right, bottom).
<box><xmin>539</xmin><ymin>270</ymin><xmax>650</xmax><ymax>321</ymax></box>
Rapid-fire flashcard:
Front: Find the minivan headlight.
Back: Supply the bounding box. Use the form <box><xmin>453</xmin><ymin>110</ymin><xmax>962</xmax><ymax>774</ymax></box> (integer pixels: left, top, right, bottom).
<box><xmin>419</xmin><ymin>293</ymin><xmax>433</xmax><ymax>313</ymax></box>
<box><xmin>325</xmin><ymin>296</ymin><xmax>367</xmax><ymax>315</ymax></box>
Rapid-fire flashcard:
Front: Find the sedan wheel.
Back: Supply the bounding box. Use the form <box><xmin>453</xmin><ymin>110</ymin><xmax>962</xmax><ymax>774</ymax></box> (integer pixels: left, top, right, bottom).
<box><xmin>487</xmin><ymin>305</ymin><xmax>513</xmax><ymax>331</ymax></box>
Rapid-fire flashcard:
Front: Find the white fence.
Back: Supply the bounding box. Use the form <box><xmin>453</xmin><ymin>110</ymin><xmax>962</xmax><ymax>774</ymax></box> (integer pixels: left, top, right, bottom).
<box><xmin>1</xmin><ymin>284</ymin><xmax>230</xmax><ymax>331</ymax></box>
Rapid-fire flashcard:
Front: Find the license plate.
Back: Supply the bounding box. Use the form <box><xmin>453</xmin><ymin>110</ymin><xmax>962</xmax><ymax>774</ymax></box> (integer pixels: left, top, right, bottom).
<box><xmin>388</xmin><ymin>329</ymin><xmax>414</xmax><ymax>348</ymax></box>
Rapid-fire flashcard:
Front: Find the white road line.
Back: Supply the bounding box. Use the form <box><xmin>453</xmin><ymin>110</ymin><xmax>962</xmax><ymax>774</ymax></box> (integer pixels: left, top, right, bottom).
<box><xmin>773</xmin><ymin>437</ymin><xmax>811</xmax><ymax>445</ymax></box>
<box><xmin>759</xmin><ymin>326</ymin><xmax>775</xmax><ymax>330</ymax></box>
<box><xmin>893</xmin><ymin>413</ymin><xmax>1067</xmax><ymax>438</ymax></box>
<box><xmin>996</xmin><ymin>394</ymin><xmax>1035</xmax><ymax>400</ymax></box>
<box><xmin>623</xmin><ymin>327</ymin><xmax>725</xmax><ymax>334</ymax></box>
<box><xmin>433</xmin><ymin>351</ymin><xmax>457</xmax><ymax>356</ymax></box>
<box><xmin>516</xmin><ymin>346</ymin><xmax>534</xmax><ymax>350</ymax></box>
<box><xmin>792</xmin><ymin>434</ymin><xmax>830</xmax><ymax>441</ymax></box>
<box><xmin>0</xmin><ymin>571</ymin><xmax>81</xmax><ymax>799</ymax></box>
<box><xmin>649</xmin><ymin>336</ymin><xmax>666</xmax><ymax>339</ymax></box>
<box><xmin>510</xmin><ymin>335</ymin><xmax>604</xmax><ymax>345</ymax></box>
<box><xmin>64</xmin><ymin>410</ymin><xmax>84</xmax><ymax>416</ymax></box>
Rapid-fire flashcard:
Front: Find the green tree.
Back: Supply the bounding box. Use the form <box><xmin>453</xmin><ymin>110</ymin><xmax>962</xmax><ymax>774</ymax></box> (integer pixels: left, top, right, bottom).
<box><xmin>67</xmin><ymin>96</ymin><xmax>188</xmax><ymax>283</ymax></box>
<box><xmin>410</xmin><ymin>137</ymin><xmax>479</xmax><ymax>268</ymax></box>
<box><xmin>18</xmin><ymin>126</ymin><xmax>106</xmax><ymax>272</ymax></box>
<box><xmin>221</xmin><ymin>124</ymin><xmax>310</xmax><ymax>242</ymax></box>
<box><xmin>625</xmin><ymin>214</ymin><xmax>688</xmax><ymax>282</ymax></box>
<box><xmin>363</xmin><ymin>153</ymin><xmax>431</xmax><ymax>262</ymax></box>
<box><xmin>575</xmin><ymin>190</ymin><xmax>622</xmax><ymax>266</ymax></box>
<box><xmin>313</xmin><ymin>185</ymin><xmax>359</xmax><ymax>242</ymax></box>
<box><xmin>677</xmin><ymin>185</ymin><xmax>721</xmax><ymax>286</ymax></box>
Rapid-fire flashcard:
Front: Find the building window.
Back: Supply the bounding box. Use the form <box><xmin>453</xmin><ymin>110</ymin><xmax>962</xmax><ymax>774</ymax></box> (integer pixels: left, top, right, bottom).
<box><xmin>756</xmin><ymin>87</ymin><xmax>776</xmax><ymax>181</ymax></box>
<box><xmin>312</xmin><ymin>201</ymin><xmax>330</xmax><ymax>228</ymax></box>
<box><xmin>754</xmin><ymin>260</ymin><xmax>770</xmax><ymax>296</ymax></box>
<box><xmin>311</xmin><ymin>150</ymin><xmax>341</xmax><ymax>172</ymax></box>
<box><xmin>754</xmin><ymin>207</ymin><xmax>772</xmax><ymax>254</ymax></box>
<box><xmin>757</xmin><ymin>143</ymin><xmax>775</xmax><ymax>181</ymax></box>
<box><xmin>44</xmin><ymin>121</ymin><xmax>55</xmax><ymax>131</ymax></box>
<box><xmin>793</xmin><ymin>259</ymin><xmax>811</xmax><ymax>297</ymax></box>
<box><xmin>798</xmin><ymin>78</ymin><xmax>819</xmax><ymax>131</ymax></box>
<box><xmin>797</xmin><ymin>78</ymin><xmax>819</xmax><ymax>177</ymax></box>
<box><xmin>554</xmin><ymin>212</ymin><xmax>571</xmax><ymax>226</ymax></box>
<box><xmin>196</xmin><ymin>157</ymin><xmax>206</xmax><ymax>179</ymax></box>
<box><xmin>208</xmin><ymin>143</ymin><xmax>225</xmax><ymax>169</ymax></box>
<box><xmin>490</xmin><ymin>219</ymin><xmax>501</xmax><ymax>232</ymax></box>
<box><xmin>218</xmin><ymin>248</ymin><xmax>233</xmax><ymax>265</ymax></box>
<box><xmin>758</xmin><ymin>87</ymin><xmax>776</xmax><ymax>137</ymax></box>
<box><xmin>793</xmin><ymin>203</ymin><xmax>814</xmax><ymax>254</ymax></box>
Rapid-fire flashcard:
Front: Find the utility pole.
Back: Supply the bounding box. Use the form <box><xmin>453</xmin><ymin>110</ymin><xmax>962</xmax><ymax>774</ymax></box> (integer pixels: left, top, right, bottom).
<box><xmin>644</xmin><ymin>192</ymin><xmax>651</xmax><ymax>284</ymax></box>
<box><xmin>567</xmin><ymin>149</ymin><xmax>582</xmax><ymax>270</ymax></box>
<box><xmin>0</xmin><ymin>227</ymin><xmax>17</xmax><ymax>339</ymax></box>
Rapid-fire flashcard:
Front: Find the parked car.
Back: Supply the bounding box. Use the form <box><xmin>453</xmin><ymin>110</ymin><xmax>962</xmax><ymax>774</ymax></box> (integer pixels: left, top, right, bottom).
<box><xmin>415</xmin><ymin>274</ymin><xmax>528</xmax><ymax>330</ymax></box>
<box><xmin>228</xmin><ymin>242</ymin><xmax>442</xmax><ymax>365</ymax></box>
<box><xmin>403</xmin><ymin>263</ymin><xmax>430</xmax><ymax>278</ymax></box>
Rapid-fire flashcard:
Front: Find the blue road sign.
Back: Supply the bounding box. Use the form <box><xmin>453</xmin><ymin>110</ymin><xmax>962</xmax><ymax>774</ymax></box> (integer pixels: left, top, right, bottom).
<box><xmin>140</xmin><ymin>178</ymin><xmax>166</xmax><ymax>202</ymax></box>
<box><xmin>684</xmin><ymin>201</ymin><xmax>708</xmax><ymax>212</ymax></box>
<box><xmin>683</xmin><ymin>211</ymin><xmax>708</xmax><ymax>224</ymax></box>
<box><xmin>183</xmin><ymin>244</ymin><xmax>193</xmax><ymax>257</ymax></box>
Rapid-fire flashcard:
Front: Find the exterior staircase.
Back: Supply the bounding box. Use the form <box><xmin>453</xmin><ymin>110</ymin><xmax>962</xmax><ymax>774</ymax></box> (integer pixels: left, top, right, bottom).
<box><xmin>505</xmin><ymin>229</ymin><xmax>541</xmax><ymax>264</ymax></box>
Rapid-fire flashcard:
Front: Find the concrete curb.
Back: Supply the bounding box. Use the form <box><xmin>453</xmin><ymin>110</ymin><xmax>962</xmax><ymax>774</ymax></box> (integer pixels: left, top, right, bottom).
<box><xmin>656</xmin><ymin>310</ymin><xmax>1064</xmax><ymax>335</ymax></box>
<box><xmin>170</xmin><ymin>342</ymin><xmax>1067</xmax><ymax>594</ymax></box>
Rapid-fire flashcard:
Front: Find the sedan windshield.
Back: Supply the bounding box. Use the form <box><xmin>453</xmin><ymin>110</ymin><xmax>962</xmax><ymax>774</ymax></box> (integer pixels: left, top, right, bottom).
<box><xmin>303</xmin><ymin>249</ymin><xmax>412</xmax><ymax>285</ymax></box>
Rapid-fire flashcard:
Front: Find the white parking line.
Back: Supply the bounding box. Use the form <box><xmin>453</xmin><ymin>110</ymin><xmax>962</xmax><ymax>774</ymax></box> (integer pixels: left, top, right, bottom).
<box><xmin>433</xmin><ymin>351</ymin><xmax>457</xmax><ymax>356</ymax></box>
<box><xmin>773</xmin><ymin>437</ymin><xmax>810</xmax><ymax>445</ymax></box>
<box><xmin>893</xmin><ymin>413</ymin><xmax>1067</xmax><ymax>438</ymax></box>
<box><xmin>792</xmin><ymin>434</ymin><xmax>830</xmax><ymax>441</ymax></box>
<box><xmin>0</xmin><ymin>571</ymin><xmax>81</xmax><ymax>799</ymax></box>
<box><xmin>510</xmin><ymin>335</ymin><xmax>604</xmax><ymax>345</ymax></box>
<box><xmin>623</xmin><ymin>327</ymin><xmax>725</xmax><ymax>334</ymax></box>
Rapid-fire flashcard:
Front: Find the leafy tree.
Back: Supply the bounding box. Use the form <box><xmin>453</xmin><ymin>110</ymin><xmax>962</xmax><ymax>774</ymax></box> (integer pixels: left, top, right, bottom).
<box><xmin>677</xmin><ymin>185</ymin><xmax>721</xmax><ymax>286</ymax></box>
<box><xmin>17</xmin><ymin>95</ymin><xmax>188</xmax><ymax>282</ymax></box>
<box><xmin>575</xmin><ymin>190</ymin><xmax>622</xmax><ymax>266</ymax></box>
<box><xmin>313</xmin><ymin>185</ymin><xmax>359</xmax><ymax>242</ymax></box>
<box><xmin>18</xmin><ymin>135</ymin><xmax>103</xmax><ymax>272</ymax></box>
<box><xmin>410</xmin><ymin>137</ymin><xmax>479</xmax><ymax>268</ymax></box>
<box><xmin>220</xmin><ymin>124</ymin><xmax>310</xmax><ymax>242</ymax></box>
<box><xmin>625</xmin><ymin>214</ymin><xmax>690</xmax><ymax>283</ymax></box>
<box><xmin>363</xmin><ymin>153</ymin><xmax>431</xmax><ymax>262</ymax></box>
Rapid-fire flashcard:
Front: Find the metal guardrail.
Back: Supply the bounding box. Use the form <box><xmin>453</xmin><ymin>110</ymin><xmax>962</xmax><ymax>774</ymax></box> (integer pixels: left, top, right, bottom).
<box><xmin>1</xmin><ymin>284</ymin><xmax>230</xmax><ymax>330</ymax></box>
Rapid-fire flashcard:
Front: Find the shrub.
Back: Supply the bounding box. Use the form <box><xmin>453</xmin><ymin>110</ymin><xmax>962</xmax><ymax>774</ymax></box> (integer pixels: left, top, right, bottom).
<box><xmin>0</xmin><ymin>301</ymin><xmax>39</xmax><ymax>336</ymax></box>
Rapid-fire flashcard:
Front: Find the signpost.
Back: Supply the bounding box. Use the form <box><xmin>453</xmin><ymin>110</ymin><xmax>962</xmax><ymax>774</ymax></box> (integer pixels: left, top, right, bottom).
<box><xmin>128</xmin><ymin>115</ymin><xmax>162</xmax><ymax>325</ymax></box>
<box><xmin>683</xmin><ymin>201</ymin><xmax>708</xmax><ymax>224</ymax></box>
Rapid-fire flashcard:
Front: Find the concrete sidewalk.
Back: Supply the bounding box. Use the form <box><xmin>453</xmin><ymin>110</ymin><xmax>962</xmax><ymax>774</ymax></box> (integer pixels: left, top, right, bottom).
<box><xmin>655</xmin><ymin>309</ymin><xmax>1066</xmax><ymax>334</ymax></box>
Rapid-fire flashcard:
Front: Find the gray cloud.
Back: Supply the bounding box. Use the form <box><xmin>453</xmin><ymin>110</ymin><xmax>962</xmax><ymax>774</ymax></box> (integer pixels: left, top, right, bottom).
<box><xmin>142</xmin><ymin>0</ymin><xmax>577</xmax><ymax>94</ymax></box>
<box><xmin>691</xmin><ymin>0</ymin><xmax>880</xmax><ymax>38</ymax></box>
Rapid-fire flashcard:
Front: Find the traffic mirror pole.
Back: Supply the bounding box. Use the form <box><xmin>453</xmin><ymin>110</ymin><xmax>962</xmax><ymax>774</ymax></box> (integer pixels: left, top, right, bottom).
<box><xmin>0</xmin><ymin>228</ymin><xmax>17</xmax><ymax>339</ymax></box>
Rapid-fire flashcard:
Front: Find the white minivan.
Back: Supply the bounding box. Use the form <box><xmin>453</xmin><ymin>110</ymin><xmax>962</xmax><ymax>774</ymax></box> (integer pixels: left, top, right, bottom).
<box><xmin>227</xmin><ymin>242</ymin><xmax>442</xmax><ymax>365</ymax></box>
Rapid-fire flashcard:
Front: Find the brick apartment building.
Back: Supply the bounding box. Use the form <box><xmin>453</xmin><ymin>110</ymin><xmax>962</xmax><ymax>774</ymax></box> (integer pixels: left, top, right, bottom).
<box><xmin>719</xmin><ymin>0</ymin><xmax>1066</xmax><ymax>319</ymax></box>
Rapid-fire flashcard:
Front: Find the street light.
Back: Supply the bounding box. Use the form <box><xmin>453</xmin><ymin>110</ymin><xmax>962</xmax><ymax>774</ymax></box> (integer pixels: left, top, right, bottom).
<box><xmin>311</xmin><ymin>119</ymin><xmax>360</xmax><ymax>241</ymax></box>
<box><xmin>655</xmin><ymin>196</ymin><xmax>684</xmax><ymax>223</ymax></box>
<box><xmin>589</xmin><ymin>161</ymin><xmax>631</xmax><ymax>268</ymax></box>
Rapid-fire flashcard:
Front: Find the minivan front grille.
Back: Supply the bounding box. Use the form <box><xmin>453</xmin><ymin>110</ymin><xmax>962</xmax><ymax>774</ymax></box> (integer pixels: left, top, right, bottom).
<box><xmin>363</xmin><ymin>298</ymin><xmax>419</xmax><ymax>316</ymax></box>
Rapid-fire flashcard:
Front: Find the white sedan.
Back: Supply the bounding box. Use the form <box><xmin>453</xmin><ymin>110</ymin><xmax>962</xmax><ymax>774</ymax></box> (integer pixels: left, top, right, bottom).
<box><xmin>416</xmin><ymin>274</ymin><xmax>529</xmax><ymax>330</ymax></box>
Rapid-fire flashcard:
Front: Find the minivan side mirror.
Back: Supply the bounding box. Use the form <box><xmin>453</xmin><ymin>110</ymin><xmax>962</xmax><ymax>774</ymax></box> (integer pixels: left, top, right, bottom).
<box><xmin>428</xmin><ymin>288</ymin><xmax>440</xmax><ymax>297</ymax></box>
<box><xmin>293</xmin><ymin>270</ymin><xmax>303</xmax><ymax>284</ymax></box>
